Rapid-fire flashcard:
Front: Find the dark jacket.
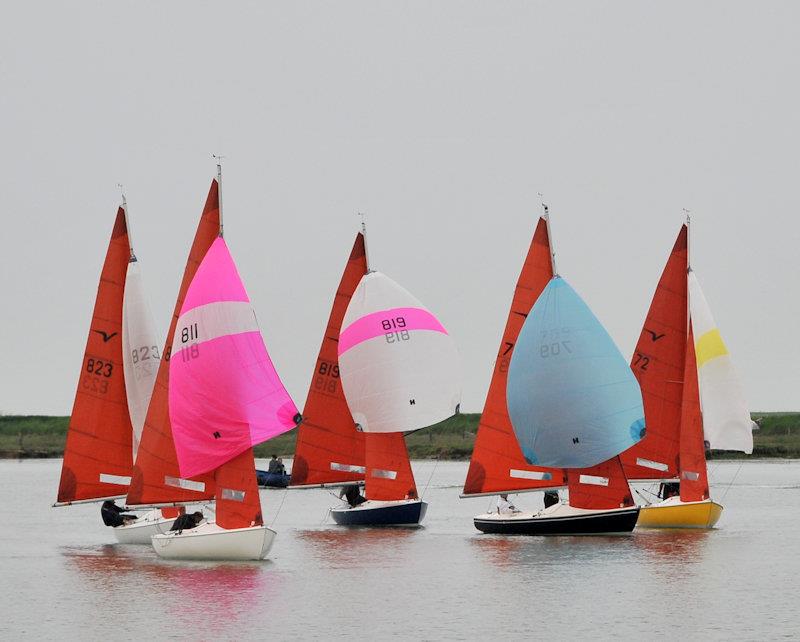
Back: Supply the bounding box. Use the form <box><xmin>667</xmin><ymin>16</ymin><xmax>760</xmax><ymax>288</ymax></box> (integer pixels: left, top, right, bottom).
<box><xmin>101</xmin><ymin>501</ymin><xmax>133</xmax><ymax>527</ymax></box>
<box><xmin>170</xmin><ymin>513</ymin><xmax>200</xmax><ymax>532</ymax></box>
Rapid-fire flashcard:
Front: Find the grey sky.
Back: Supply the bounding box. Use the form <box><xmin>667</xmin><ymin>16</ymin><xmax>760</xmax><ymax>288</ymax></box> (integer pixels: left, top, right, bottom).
<box><xmin>1</xmin><ymin>2</ymin><xmax>797</xmax><ymax>415</ymax></box>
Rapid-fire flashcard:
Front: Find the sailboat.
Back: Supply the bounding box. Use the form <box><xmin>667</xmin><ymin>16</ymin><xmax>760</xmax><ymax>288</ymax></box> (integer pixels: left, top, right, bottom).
<box><xmin>54</xmin><ymin>197</ymin><xmax>171</xmax><ymax>543</ymax></box>
<box><xmin>621</xmin><ymin>220</ymin><xmax>753</xmax><ymax>528</ymax></box>
<box><xmin>289</xmin><ymin>232</ymin><xmax>367</xmax><ymax>491</ymax></box>
<box><xmin>330</xmin><ymin>220</ymin><xmax>461</xmax><ymax>526</ymax></box>
<box><xmin>467</xmin><ymin>210</ymin><xmax>643</xmax><ymax>535</ymax></box>
<box><xmin>132</xmin><ymin>167</ymin><xmax>299</xmax><ymax>560</ymax></box>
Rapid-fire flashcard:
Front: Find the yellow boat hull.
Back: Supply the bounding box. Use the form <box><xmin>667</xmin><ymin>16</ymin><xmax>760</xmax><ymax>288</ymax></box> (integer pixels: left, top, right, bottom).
<box><xmin>637</xmin><ymin>499</ymin><xmax>723</xmax><ymax>529</ymax></box>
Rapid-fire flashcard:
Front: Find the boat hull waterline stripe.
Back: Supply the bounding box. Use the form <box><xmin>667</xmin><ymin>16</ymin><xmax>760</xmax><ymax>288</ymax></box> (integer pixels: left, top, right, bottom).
<box><xmin>338</xmin><ymin>307</ymin><xmax>448</xmax><ymax>355</ymax></box>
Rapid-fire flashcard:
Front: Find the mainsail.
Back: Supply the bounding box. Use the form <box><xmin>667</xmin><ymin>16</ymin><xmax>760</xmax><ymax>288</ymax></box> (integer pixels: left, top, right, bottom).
<box><xmin>462</xmin><ymin>217</ymin><xmax>566</xmax><ymax>496</ymax></box>
<box><xmin>57</xmin><ymin>209</ymin><xmax>133</xmax><ymax>504</ymax></box>
<box><xmin>169</xmin><ymin>236</ymin><xmax>298</xmax><ymax>480</ymax></box>
<box><xmin>127</xmin><ymin>180</ymin><xmax>221</xmax><ymax>506</ymax></box>
<box><xmin>688</xmin><ymin>271</ymin><xmax>754</xmax><ymax>453</ymax></box>
<box><xmin>168</xmin><ymin>236</ymin><xmax>298</xmax><ymax>529</ymax></box>
<box><xmin>290</xmin><ymin>233</ymin><xmax>368</xmax><ymax>487</ymax></box>
<box><xmin>507</xmin><ymin>277</ymin><xmax>646</xmax><ymax>469</ymax></box>
<box><xmin>620</xmin><ymin>225</ymin><xmax>688</xmax><ymax>480</ymax></box>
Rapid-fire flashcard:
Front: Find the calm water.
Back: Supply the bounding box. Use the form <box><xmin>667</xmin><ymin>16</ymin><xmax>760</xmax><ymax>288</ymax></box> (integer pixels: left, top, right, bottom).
<box><xmin>1</xmin><ymin>459</ymin><xmax>798</xmax><ymax>640</ymax></box>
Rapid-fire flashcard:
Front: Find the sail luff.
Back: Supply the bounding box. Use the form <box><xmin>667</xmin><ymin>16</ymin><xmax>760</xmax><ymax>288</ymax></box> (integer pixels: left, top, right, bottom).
<box><xmin>463</xmin><ymin>216</ymin><xmax>566</xmax><ymax>495</ymax></box>
<box><xmin>126</xmin><ymin>180</ymin><xmax>221</xmax><ymax>506</ymax></box>
<box><xmin>57</xmin><ymin>208</ymin><xmax>134</xmax><ymax>504</ymax></box>
<box><xmin>290</xmin><ymin>233</ymin><xmax>367</xmax><ymax>487</ymax></box>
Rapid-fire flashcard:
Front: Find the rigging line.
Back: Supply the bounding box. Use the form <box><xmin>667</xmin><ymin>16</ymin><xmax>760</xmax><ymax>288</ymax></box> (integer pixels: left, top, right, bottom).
<box><xmin>420</xmin><ymin>458</ymin><xmax>440</xmax><ymax>500</ymax></box>
<box><xmin>268</xmin><ymin>487</ymin><xmax>290</xmax><ymax>528</ymax></box>
<box><xmin>321</xmin><ymin>507</ymin><xmax>332</xmax><ymax>525</ymax></box>
<box><xmin>719</xmin><ymin>459</ymin><xmax>745</xmax><ymax>503</ymax></box>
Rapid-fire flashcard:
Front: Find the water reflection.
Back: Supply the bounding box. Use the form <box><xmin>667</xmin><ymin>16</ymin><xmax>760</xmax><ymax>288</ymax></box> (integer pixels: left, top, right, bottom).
<box><xmin>62</xmin><ymin>545</ymin><xmax>269</xmax><ymax>634</ymax></box>
<box><xmin>633</xmin><ymin>529</ymin><xmax>713</xmax><ymax>562</ymax></box>
<box><xmin>296</xmin><ymin>527</ymin><xmax>418</xmax><ymax>569</ymax></box>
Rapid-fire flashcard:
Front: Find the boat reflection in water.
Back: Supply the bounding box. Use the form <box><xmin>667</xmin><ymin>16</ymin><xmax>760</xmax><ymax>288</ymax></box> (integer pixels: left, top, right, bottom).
<box><xmin>295</xmin><ymin>527</ymin><xmax>418</xmax><ymax>569</ymax></box>
<box><xmin>61</xmin><ymin>545</ymin><xmax>268</xmax><ymax>634</ymax></box>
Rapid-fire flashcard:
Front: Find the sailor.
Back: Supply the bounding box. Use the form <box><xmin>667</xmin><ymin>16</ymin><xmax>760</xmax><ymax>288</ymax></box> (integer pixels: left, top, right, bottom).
<box><xmin>496</xmin><ymin>493</ymin><xmax>518</xmax><ymax>514</ymax></box>
<box><xmin>276</xmin><ymin>457</ymin><xmax>286</xmax><ymax>476</ymax></box>
<box><xmin>170</xmin><ymin>511</ymin><xmax>204</xmax><ymax>533</ymax></box>
<box><xmin>543</xmin><ymin>490</ymin><xmax>560</xmax><ymax>509</ymax></box>
<box><xmin>340</xmin><ymin>485</ymin><xmax>366</xmax><ymax>508</ymax></box>
<box><xmin>100</xmin><ymin>500</ymin><xmax>137</xmax><ymax>528</ymax></box>
<box><xmin>267</xmin><ymin>455</ymin><xmax>281</xmax><ymax>474</ymax></box>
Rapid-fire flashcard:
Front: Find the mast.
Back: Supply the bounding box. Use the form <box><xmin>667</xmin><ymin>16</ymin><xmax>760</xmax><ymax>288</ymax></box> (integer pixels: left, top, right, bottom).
<box><xmin>119</xmin><ymin>185</ymin><xmax>136</xmax><ymax>262</ymax></box>
<box><xmin>684</xmin><ymin>208</ymin><xmax>691</xmax><ymax>272</ymax></box>
<box><xmin>214</xmin><ymin>155</ymin><xmax>224</xmax><ymax>238</ymax></box>
<box><xmin>539</xmin><ymin>193</ymin><xmax>558</xmax><ymax>277</ymax></box>
<box><xmin>359</xmin><ymin>211</ymin><xmax>371</xmax><ymax>272</ymax></box>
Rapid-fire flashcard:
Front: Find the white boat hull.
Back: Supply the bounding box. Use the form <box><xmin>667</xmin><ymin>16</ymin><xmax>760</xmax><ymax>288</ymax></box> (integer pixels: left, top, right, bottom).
<box><xmin>151</xmin><ymin>521</ymin><xmax>276</xmax><ymax>560</ymax></box>
<box><xmin>113</xmin><ymin>509</ymin><xmax>175</xmax><ymax>545</ymax></box>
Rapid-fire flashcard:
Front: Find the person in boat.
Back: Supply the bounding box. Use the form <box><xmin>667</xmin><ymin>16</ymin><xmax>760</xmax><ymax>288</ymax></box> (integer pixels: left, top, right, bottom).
<box><xmin>660</xmin><ymin>481</ymin><xmax>680</xmax><ymax>499</ymax></box>
<box><xmin>267</xmin><ymin>455</ymin><xmax>281</xmax><ymax>474</ymax></box>
<box><xmin>276</xmin><ymin>457</ymin><xmax>286</xmax><ymax>476</ymax></box>
<box><xmin>543</xmin><ymin>490</ymin><xmax>560</xmax><ymax>509</ymax></box>
<box><xmin>170</xmin><ymin>511</ymin><xmax>204</xmax><ymax>533</ymax></box>
<box><xmin>340</xmin><ymin>485</ymin><xmax>367</xmax><ymax>508</ymax></box>
<box><xmin>100</xmin><ymin>500</ymin><xmax>137</xmax><ymax>528</ymax></box>
<box><xmin>496</xmin><ymin>494</ymin><xmax>518</xmax><ymax>514</ymax></box>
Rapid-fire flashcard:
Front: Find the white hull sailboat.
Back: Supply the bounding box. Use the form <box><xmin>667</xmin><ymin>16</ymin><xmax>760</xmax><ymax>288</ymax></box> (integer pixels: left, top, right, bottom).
<box><xmin>113</xmin><ymin>509</ymin><xmax>175</xmax><ymax>544</ymax></box>
<box><xmin>152</xmin><ymin>521</ymin><xmax>276</xmax><ymax>561</ymax></box>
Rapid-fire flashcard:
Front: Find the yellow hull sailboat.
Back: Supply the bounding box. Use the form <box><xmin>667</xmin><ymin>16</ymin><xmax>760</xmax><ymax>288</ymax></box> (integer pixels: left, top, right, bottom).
<box><xmin>637</xmin><ymin>497</ymin><xmax>723</xmax><ymax>529</ymax></box>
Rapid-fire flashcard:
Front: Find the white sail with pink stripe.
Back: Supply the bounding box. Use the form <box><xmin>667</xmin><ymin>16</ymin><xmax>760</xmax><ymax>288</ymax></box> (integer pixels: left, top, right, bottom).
<box><xmin>338</xmin><ymin>271</ymin><xmax>461</xmax><ymax>434</ymax></box>
<box><xmin>169</xmin><ymin>236</ymin><xmax>299</xmax><ymax>479</ymax></box>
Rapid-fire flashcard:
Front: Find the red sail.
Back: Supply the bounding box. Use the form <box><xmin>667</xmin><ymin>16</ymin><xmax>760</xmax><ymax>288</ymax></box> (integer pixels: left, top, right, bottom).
<box><xmin>620</xmin><ymin>225</ymin><xmax>688</xmax><ymax>480</ymax></box>
<box><xmin>568</xmin><ymin>457</ymin><xmax>635</xmax><ymax>510</ymax></box>
<box><xmin>127</xmin><ymin>181</ymin><xmax>220</xmax><ymax>505</ymax></box>
<box><xmin>215</xmin><ymin>448</ymin><xmax>264</xmax><ymax>529</ymax></box>
<box><xmin>290</xmin><ymin>233</ymin><xmax>367</xmax><ymax>487</ymax></box>
<box><xmin>679</xmin><ymin>324</ymin><xmax>709</xmax><ymax>502</ymax></box>
<box><xmin>463</xmin><ymin>217</ymin><xmax>566</xmax><ymax>495</ymax></box>
<box><xmin>364</xmin><ymin>433</ymin><xmax>417</xmax><ymax>501</ymax></box>
<box><xmin>57</xmin><ymin>209</ymin><xmax>133</xmax><ymax>504</ymax></box>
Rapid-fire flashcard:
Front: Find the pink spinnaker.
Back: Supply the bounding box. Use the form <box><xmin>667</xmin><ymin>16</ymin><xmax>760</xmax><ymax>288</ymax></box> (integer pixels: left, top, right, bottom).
<box><xmin>169</xmin><ymin>237</ymin><xmax>298</xmax><ymax>479</ymax></box>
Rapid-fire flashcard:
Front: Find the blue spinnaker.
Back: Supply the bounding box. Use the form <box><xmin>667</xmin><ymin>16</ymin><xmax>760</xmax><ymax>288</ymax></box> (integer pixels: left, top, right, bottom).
<box><xmin>506</xmin><ymin>277</ymin><xmax>645</xmax><ymax>469</ymax></box>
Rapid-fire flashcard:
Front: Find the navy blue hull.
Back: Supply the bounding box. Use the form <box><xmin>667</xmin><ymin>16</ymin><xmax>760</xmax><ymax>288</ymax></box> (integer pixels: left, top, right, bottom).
<box><xmin>331</xmin><ymin>501</ymin><xmax>428</xmax><ymax>526</ymax></box>
<box><xmin>474</xmin><ymin>507</ymin><xmax>639</xmax><ymax>535</ymax></box>
<box><xmin>255</xmin><ymin>470</ymin><xmax>290</xmax><ymax>488</ymax></box>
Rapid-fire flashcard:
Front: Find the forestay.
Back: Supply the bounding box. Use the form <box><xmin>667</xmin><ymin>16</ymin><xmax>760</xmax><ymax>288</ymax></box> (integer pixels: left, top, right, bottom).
<box><xmin>506</xmin><ymin>277</ymin><xmax>645</xmax><ymax>469</ymax></box>
<box><xmin>338</xmin><ymin>271</ymin><xmax>461</xmax><ymax>434</ymax></box>
<box><xmin>169</xmin><ymin>237</ymin><xmax>299</xmax><ymax>479</ymax></box>
<box><xmin>122</xmin><ymin>259</ymin><xmax>161</xmax><ymax>459</ymax></box>
<box><xmin>688</xmin><ymin>271</ymin><xmax>753</xmax><ymax>453</ymax></box>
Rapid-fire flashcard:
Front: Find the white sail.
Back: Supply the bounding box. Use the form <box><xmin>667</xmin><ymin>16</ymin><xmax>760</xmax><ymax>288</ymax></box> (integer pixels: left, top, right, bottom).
<box><xmin>122</xmin><ymin>259</ymin><xmax>161</xmax><ymax>458</ymax></box>
<box><xmin>688</xmin><ymin>271</ymin><xmax>753</xmax><ymax>453</ymax></box>
<box><xmin>337</xmin><ymin>271</ymin><xmax>461</xmax><ymax>433</ymax></box>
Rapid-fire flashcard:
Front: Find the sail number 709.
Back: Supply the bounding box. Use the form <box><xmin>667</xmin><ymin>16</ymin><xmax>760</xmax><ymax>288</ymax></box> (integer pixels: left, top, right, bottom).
<box><xmin>540</xmin><ymin>341</ymin><xmax>573</xmax><ymax>358</ymax></box>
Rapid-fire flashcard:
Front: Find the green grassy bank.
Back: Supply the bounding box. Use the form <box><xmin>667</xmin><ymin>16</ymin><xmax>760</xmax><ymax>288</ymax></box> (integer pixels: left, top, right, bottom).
<box><xmin>2</xmin><ymin>412</ymin><xmax>799</xmax><ymax>460</ymax></box>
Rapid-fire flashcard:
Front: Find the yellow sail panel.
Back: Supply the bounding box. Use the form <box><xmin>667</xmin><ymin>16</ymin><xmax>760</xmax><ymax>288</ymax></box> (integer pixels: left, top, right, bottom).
<box><xmin>694</xmin><ymin>328</ymin><xmax>729</xmax><ymax>367</ymax></box>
